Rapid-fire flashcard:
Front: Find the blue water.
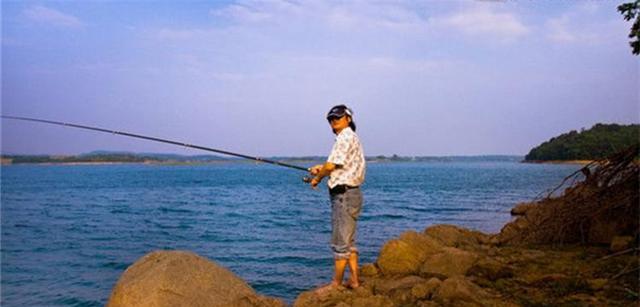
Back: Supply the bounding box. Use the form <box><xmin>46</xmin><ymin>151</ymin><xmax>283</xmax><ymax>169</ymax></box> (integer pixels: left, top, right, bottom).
<box><xmin>1</xmin><ymin>160</ymin><xmax>580</xmax><ymax>305</ymax></box>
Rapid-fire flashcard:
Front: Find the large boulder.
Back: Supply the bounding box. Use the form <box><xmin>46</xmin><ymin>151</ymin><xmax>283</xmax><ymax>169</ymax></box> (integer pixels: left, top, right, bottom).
<box><xmin>423</xmin><ymin>224</ymin><xmax>489</xmax><ymax>249</ymax></box>
<box><xmin>376</xmin><ymin>231</ymin><xmax>444</xmax><ymax>276</ymax></box>
<box><xmin>420</xmin><ymin>247</ymin><xmax>479</xmax><ymax>278</ymax></box>
<box><xmin>107</xmin><ymin>250</ymin><xmax>284</xmax><ymax>307</ymax></box>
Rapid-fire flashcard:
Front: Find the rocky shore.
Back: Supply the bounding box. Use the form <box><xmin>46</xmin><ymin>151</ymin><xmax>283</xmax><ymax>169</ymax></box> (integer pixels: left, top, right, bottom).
<box><xmin>107</xmin><ymin>149</ymin><xmax>638</xmax><ymax>306</ymax></box>
<box><xmin>106</xmin><ymin>223</ymin><xmax>637</xmax><ymax>307</ymax></box>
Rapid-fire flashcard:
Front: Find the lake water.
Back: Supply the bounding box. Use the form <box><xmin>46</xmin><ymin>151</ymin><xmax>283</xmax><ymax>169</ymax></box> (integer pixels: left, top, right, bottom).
<box><xmin>1</xmin><ymin>160</ymin><xmax>581</xmax><ymax>305</ymax></box>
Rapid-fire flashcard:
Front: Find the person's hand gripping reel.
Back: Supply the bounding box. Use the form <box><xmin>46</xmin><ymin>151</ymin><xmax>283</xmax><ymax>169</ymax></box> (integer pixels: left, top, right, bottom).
<box><xmin>303</xmin><ymin>165</ymin><xmax>324</xmax><ymax>189</ymax></box>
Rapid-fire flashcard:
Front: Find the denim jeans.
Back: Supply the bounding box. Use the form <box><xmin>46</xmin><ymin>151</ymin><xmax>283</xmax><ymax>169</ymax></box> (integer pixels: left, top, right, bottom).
<box><xmin>330</xmin><ymin>187</ymin><xmax>363</xmax><ymax>259</ymax></box>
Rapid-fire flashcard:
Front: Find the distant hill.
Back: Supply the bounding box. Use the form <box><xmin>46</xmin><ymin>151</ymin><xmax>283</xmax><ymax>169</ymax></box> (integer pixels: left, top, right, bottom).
<box><xmin>524</xmin><ymin>123</ymin><xmax>640</xmax><ymax>162</ymax></box>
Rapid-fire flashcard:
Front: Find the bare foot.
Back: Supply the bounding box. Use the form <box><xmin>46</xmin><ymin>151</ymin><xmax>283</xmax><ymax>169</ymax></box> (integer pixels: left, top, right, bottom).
<box><xmin>314</xmin><ymin>281</ymin><xmax>343</xmax><ymax>296</ymax></box>
<box><xmin>343</xmin><ymin>280</ymin><xmax>360</xmax><ymax>289</ymax></box>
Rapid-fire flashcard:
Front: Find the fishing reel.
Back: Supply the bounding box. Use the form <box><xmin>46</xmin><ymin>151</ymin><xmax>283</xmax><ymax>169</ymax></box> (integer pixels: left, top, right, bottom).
<box><xmin>302</xmin><ymin>176</ymin><xmax>313</xmax><ymax>183</ymax></box>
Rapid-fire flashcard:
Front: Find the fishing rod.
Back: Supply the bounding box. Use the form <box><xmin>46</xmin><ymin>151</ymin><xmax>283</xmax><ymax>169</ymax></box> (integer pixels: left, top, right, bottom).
<box><xmin>1</xmin><ymin>115</ymin><xmax>313</xmax><ymax>179</ymax></box>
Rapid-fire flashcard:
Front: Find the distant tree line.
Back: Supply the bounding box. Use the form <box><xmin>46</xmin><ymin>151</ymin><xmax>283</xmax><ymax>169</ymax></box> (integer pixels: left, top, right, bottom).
<box><xmin>525</xmin><ymin>123</ymin><xmax>639</xmax><ymax>161</ymax></box>
<box><xmin>3</xmin><ymin>153</ymin><xmax>161</xmax><ymax>164</ymax></box>
<box><xmin>0</xmin><ymin>152</ymin><xmax>235</xmax><ymax>164</ymax></box>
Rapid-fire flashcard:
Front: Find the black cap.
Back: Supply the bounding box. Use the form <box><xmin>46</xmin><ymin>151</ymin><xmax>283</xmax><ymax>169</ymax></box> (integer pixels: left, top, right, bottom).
<box><xmin>326</xmin><ymin>104</ymin><xmax>357</xmax><ymax>132</ymax></box>
<box><xmin>326</xmin><ymin>105</ymin><xmax>353</xmax><ymax>120</ymax></box>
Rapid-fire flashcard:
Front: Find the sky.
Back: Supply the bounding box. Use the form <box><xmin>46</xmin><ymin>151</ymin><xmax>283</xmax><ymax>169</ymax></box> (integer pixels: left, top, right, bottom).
<box><xmin>1</xmin><ymin>0</ymin><xmax>638</xmax><ymax>157</ymax></box>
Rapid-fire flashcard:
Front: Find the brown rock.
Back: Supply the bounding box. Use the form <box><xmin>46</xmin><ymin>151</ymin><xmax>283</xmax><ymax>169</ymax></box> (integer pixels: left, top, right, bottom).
<box><xmin>493</xmin><ymin>217</ymin><xmax>530</xmax><ymax>245</ymax></box>
<box><xmin>361</xmin><ymin>263</ymin><xmax>379</xmax><ymax>277</ymax></box>
<box><xmin>466</xmin><ymin>258</ymin><xmax>514</xmax><ymax>281</ymax></box>
<box><xmin>411</xmin><ymin>277</ymin><xmax>441</xmax><ymax>300</ymax></box>
<box><xmin>351</xmin><ymin>285</ymin><xmax>374</xmax><ymax>298</ymax></box>
<box><xmin>294</xmin><ymin>285</ymin><xmax>387</xmax><ymax>307</ymax></box>
<box><xmin>389</xmin><ymin>290</ymin><xmax>413</xmax><ymax>306</ymax></box>
<box><xmin>375</xmin><ymin>275</ymin><xmax>426</xmax><ymax>295</ymax></box>
<box><xmin>420</xmin><ymin>247</ymin><xmax>479</xmax><ymax>278</ymax></box>
<box><xmin>377</xmin><ymin>231</ymin><xmax>443</xmax><ymax>276</ymax></box>
<box><xmin>433</xmin><ymin>276</ymin><xmax>490</xmax><ymax>305</ymax></box>
<box><xmin>294</xmin><ymin>286</ymin><xmax>351</xmax><ymax>307</ymax></box>
<box><xmin>351</xmin><ymin>295</ymin><xmax>394</xmax><ymax>307</ymax></box>
<box><xmin>107</xmin><ymin>250</ymin><xmax>284</xmax><ymax>307</ymax></box>
<box><xmin>510</xmin><ymin>202</ymin><xmax>535</xmax><ymax>216</ymax></box>
<box><xmin>518</xmin><ymin>249</ymin><xmax>546</xmax><ymax>262</ymax></box>
<box><xmin>423</xmin><ymin>224</ymin><xmax>488</xmax><ymax>249</ymax></box>
<box><xmin>610</xmin><ymin>236</ymin><xmax>634</xmax><ymax>253</ymax></box>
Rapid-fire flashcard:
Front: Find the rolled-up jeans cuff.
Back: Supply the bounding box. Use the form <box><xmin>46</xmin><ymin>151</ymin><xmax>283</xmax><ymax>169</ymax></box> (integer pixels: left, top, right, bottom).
<box><xmin>333</xmin><ymin>251</ymin><xmax>350</xmax><ymax>259</ymax></box>
<box><xmin>332</xmin><ymin>246</ymin><xmax>358</xmax><ymax>259</ymax></box>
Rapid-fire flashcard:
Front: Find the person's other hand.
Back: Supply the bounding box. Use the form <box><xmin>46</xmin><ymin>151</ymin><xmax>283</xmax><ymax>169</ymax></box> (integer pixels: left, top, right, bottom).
<box><xmin>309</xmin><ymin>164</ymin><xmax>323</xmax><ymax>176</ymax></box>
<box><xmin>310</xmin><ymin>177</ymin><xmax>321</xmax><ymax>188</ymax></box>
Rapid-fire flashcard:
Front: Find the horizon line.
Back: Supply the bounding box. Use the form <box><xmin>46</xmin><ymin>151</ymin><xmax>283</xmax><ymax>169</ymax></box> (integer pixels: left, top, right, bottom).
<box><xmin>0</xmin><ymin>150</ymin><xmax>527</xmax><ymax>158</ymax></box>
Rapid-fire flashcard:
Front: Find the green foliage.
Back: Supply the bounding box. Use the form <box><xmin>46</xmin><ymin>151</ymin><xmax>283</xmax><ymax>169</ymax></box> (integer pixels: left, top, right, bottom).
<box><xmin>619</xmin><ymin>0</ymin><xmax>640</xmax><ymax>55</ymax></box>
<box><xmin>525</xmin><ymin>123</ymin><xmax>640</xmax><ymax>161</ymax></box>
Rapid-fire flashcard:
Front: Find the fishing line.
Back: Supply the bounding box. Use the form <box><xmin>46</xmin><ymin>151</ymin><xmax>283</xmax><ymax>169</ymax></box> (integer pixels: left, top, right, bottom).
<box><xmin>1</xmin><ymin>115</ymin><xmax>311</xmax><ymax>174</ymax></box>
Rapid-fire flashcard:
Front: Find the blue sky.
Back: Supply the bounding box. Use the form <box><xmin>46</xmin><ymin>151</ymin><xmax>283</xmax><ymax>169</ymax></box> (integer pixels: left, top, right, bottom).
<box><xmin>2</xmin><ymin>0</ymin><xmax>638</xmax><ymax>156</ymax></box>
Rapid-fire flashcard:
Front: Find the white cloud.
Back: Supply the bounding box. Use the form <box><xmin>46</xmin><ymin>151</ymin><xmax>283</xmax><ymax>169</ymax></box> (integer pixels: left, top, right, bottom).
<box><xmin>210</xmin><ymin>2</ymin><xmax>273</xmax><ymax>23</ymax></box>
<box><xmin>546</xmin><ymin>15</ymin><xmax>578</xmax><ymax>43</ymax></box>
<box><xmin>23</xmin><ymin>5</ymin><xmax>83</xmax><ymax>28</ymax></box>
<box><xmin>324</xmin><ymin>2</ymin><xmax>425</xmax><ymax>31</ymax></box>
<box><xmin>432</xmin><ymin>5</ymin><xmax>529</xmax><ymax>40</ymax></box>
<box><xmin>545</xmin><ymin>3</ymin><xmax>607</xmax><ymax>44</ymax></box>
<box><xmin>209</xmin><ymin>0</ymin><xmax>303</xmax><ymax>24</ymax></box>
<box><xmin>208</xmin><ymin>0</ymin><xmax>426</xmax><ymax>32</ymax></box>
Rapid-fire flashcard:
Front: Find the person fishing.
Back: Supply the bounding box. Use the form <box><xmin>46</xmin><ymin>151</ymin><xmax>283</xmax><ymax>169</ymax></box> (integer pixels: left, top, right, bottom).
<box><xmin>309</xmin><ymin>104</ymin><xmax>366</xmax><ymax>294</ymax></box>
